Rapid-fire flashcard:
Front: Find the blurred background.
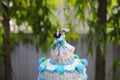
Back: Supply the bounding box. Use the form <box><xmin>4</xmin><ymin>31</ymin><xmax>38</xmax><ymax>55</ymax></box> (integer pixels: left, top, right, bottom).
<box><xmin>0</xmin><ymin>0</ymin><xmax>120</xmax><ymax>80</ymax></box>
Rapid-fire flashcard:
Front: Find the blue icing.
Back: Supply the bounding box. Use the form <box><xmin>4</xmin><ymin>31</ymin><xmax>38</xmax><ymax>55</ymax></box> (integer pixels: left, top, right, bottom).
<box><xmin>64</xmin><ymin>70</ymin><xmax>75</xmax><ymax>73</ymax></box>
<box><xmin>55</xmin><ymin>65</ymin><xmax>64</xmax><ymax>74</ymax></box>
<box><xmin>74</xmin><ymin>54</ymin><xmax>79</xmax><ymax>59</ymax></box>
<box><xmin>52</xmin><ymin>37</ymin><xmax>65</xmax><ymax>49</ymax></box>
<box><xmin>45</xmin><ymin>69</ymin><xmax>55</xmax><ymax>73</ymax></box>
<box><xmin>38</xmin><ymin>63</ymin><xmax>47</xmax><ymax>72</ymax></box>
<box><xmin>46</xmin><ymin>68</ymin><xmax>75</xmax><ymax>73</ymax></box>
<box><xmin>76</xmin><ymin>64</ymin><xmax>85</xmax><ymax>73</ymax></box>
<box><xmin>81</xmin><ymin>59</ymin><xmax>88</xmax><ymax>66</ymax></box>
<box><xmin>39</xmin><ymin>57</ymin><xmax>46</xmax><ymax>64</ymax></box>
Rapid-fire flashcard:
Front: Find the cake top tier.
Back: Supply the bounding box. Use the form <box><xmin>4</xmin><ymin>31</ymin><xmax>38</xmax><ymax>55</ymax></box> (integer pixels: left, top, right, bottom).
<box><xmin>50</xmin><ymin>28</ymin><xmax>75</xmax><ymax>64</ymax></box>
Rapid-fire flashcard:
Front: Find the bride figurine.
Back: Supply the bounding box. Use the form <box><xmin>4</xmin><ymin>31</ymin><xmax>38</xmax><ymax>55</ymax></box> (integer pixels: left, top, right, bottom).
<box><xmin>51</xmin><ymin>28</ymin><xmax>75</xmax><ymax>63</ymax></box>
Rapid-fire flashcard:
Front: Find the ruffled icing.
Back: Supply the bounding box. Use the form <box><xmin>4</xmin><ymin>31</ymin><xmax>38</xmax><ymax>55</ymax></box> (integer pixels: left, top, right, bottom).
<box><xmin>38</xmin><ymin>63</ymin><xmax>47</xmax><ymax>72</ymax></box>
<box><xmin>38</xmin><ymin>55</ymin><xmax>88</xmax><ymax>75</ymax></box>
<box><xmin>74</xmin><ymin>54</ymin><xmax>79</xmax><ymax>59</ymax></box>
<box><xmin>55</xmin><ymin>65</ymin><xmax>64</xmax><ymax>74</ymax></box>
<box><xmin>81</xmin><ymin>59</ymin><xmax>88</xmax><ymax>66</ymax></box>
<box><xmin>39</xmin><ymin>57</ymin><xmax>46</xmax><ymax>64</ymax></box>
<box><xmin>75</xmin><ymin>64</ymin><xmax>84</xmax><ymax>73</ymax></box>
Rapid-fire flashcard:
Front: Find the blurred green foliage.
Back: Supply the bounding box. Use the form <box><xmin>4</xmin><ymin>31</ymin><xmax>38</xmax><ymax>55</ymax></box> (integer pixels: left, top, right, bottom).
<box><xmin>72</xmin><ymin>0</ymin><xmax>120</xmax><ymax>55</ymax></box>
<box><xmin>0</xmin><ymin>0</ymin><xmax>119</xmax><ymax>79</ymax></box>
<box><xmin>0</xmin><ymin>0</ymin><xmax>81</xmax><ymax>53</ymax></box>
<box><xmin>9</xmin><ymin>0</ymin><xmax>60</xmax><ymax>51</ymax></box>
<box><xmin>0</xmin><ymin>22</ymin><xmax>3</xmax><ymax>60</ymax></box>
<box><xmin>112</xmin><ymin>59</ymin><xmax>120</xmax><ymax>77</ymax></box>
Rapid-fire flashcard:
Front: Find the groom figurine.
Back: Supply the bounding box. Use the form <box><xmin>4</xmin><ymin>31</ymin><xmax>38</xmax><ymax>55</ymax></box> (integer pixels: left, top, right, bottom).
<box><xmin>54</xmin><ymin>28</ymin><xmax>61</xmax><ymax>39</ymax></box>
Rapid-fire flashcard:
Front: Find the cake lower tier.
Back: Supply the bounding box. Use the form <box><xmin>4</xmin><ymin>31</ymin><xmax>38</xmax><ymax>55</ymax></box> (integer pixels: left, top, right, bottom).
<box><xmin>38</xmin><ymin>54</ymin><xmax>88</xmax><ymax>80</ymax></box>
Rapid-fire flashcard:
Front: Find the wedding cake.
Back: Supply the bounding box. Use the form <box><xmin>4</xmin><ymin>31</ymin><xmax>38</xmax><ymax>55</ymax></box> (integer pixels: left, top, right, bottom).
<box><xmin>38</xmin><ymin>28</ymin><xmax>88</xmax><ymax>80</ymax></box>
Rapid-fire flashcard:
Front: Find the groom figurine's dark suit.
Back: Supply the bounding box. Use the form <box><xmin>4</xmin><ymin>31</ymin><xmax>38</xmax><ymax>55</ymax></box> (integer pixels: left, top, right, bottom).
<box><xmin>54</xmin><ymin>32</ymin><xmax>61</xmax><ymax>39</ymax></box>
<box><xmin>54</xmin><ymin>28</ymin><xmax>61</xmax><ymax>39</ymax></box>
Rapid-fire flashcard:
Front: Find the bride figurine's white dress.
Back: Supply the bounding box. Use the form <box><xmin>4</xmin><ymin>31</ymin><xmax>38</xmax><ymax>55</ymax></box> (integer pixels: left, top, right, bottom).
<box><xmin>51</xmin><ymin>34</ymin><xmax>75</xmax><ymax>63</ymax></box>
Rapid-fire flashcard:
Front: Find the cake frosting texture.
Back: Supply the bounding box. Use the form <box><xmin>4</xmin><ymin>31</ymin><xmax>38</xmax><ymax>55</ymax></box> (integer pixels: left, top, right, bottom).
<box><xmin>38</xmin><ymin>54</ymin><xmax>88</xmax><ymax>80</ymax></box>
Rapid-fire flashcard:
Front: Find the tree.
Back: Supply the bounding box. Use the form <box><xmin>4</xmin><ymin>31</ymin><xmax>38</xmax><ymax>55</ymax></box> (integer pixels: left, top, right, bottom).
<box><xmin>95</xmin><ymin>0</ymin><xmax>107</xmax><ymax>80</ymax></box>
<box><xmin>107</xmin><ymin>1</ymin><xmax>120</xmax><ymax>79</ymax></box>
<box><xmin>86</xmin><ymin>0</ymin><xmax>119</xmax><ymax>80</ymax></box>
<box><xmin>1</xmin><ymin>0</ymin><xmax>12</xmax><ymax>80</ymax></box>
<box><xmin>0</xmin><ymin>0</ymin><xmax>61</xmax><ymax>80</ymax></box>
<box><xmin>67</xmin><ymin>0</ymin><xmax>119</xmax><ymax>80</ymax></box>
